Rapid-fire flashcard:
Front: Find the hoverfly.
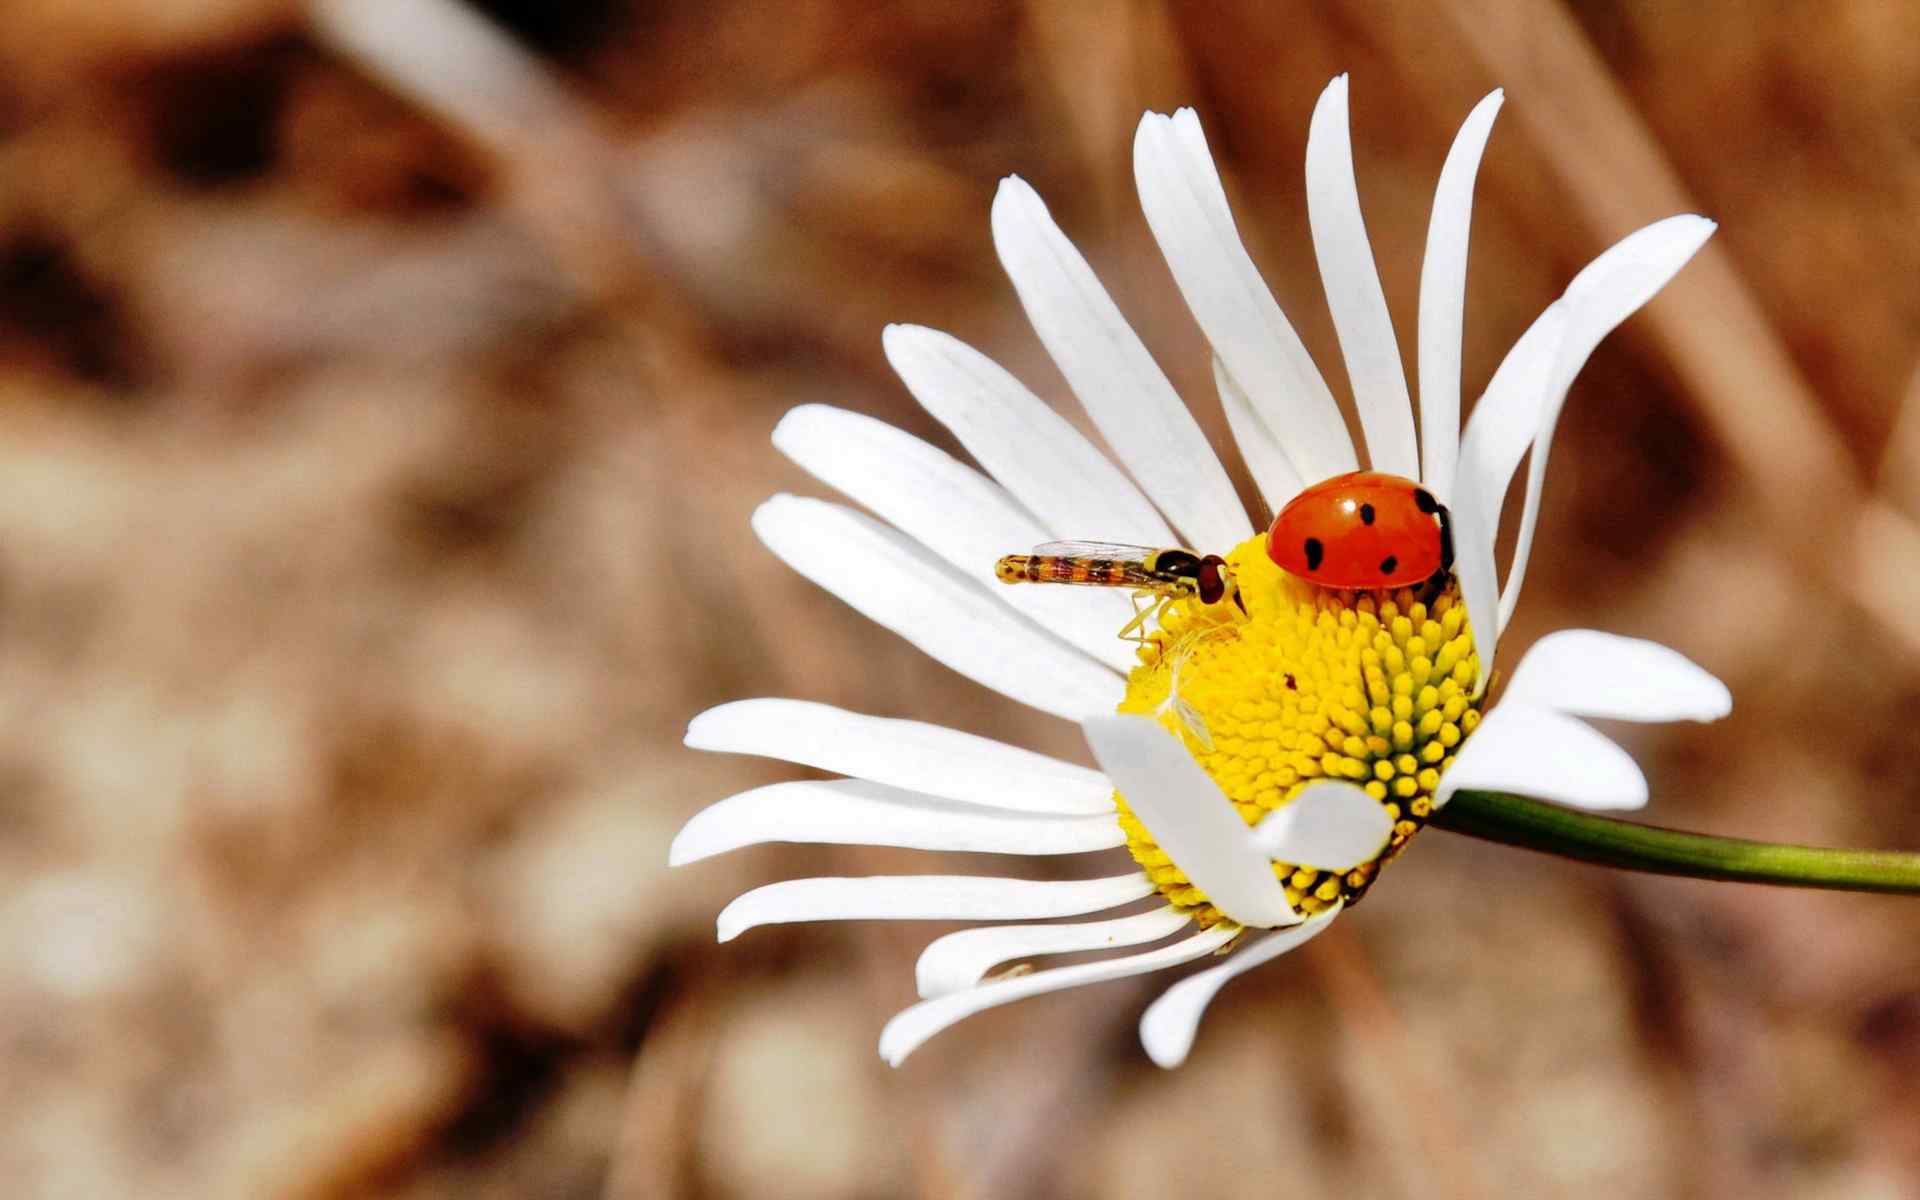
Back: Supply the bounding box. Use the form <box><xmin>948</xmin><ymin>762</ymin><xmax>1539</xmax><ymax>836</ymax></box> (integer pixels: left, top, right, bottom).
<box><xmin>993</xmin><ymin>541</ymin><xmax>1245</xmax><ymax>644</ymax></box>
<box><xmin>995</xmin><ymin>540</ymin><xmax>1246</xmax><ymax>751</ymax></box>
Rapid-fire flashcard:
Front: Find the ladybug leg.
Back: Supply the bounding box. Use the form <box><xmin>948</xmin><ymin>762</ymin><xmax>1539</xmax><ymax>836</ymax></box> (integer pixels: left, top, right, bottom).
<box><xmin>1416</xmin><ymin>567</ymin><xmax>1449</xmax><ymax>607</ymax></box>
<box><xmin>1433</xmin><ymin>499</ymin><xmax>1456</xmax><ymax>574</ymax></box>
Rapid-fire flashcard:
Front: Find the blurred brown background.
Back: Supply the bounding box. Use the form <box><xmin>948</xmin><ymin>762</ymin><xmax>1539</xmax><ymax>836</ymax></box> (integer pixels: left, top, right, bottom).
<box><xmin>3</xmin><ymin>1</ymin><xmax>1920</xmax><ymax>1197</ymax></box>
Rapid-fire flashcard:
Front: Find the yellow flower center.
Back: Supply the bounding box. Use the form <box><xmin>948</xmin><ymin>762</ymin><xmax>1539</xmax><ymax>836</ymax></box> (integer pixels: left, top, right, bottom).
<box><xmin>1115</xmin><ymin>535</ymin><xmax>1482</xmax><ymax>926</ymax></box>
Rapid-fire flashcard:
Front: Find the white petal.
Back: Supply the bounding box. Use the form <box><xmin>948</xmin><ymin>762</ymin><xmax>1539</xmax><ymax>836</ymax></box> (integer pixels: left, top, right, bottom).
<box><xmin>1435</xmin><ymin>703</ymin><xmax>1648</xmax><ymax>812</ymax></box>
<box><xmin>668</xmin><ymin>779</ymin><xmax>1127</xmax><ymax>865</ymax></box>
<box><xmin>1081</xmin><ymin>714</ymin><xmax>1299</xmax><ymax>928</ymax></box>
<box><xmin>716</xmin><ymin>873</ymin><xmax>1157</xmax><ymax>943</ymax></box>
<box><xmin>1248</xmin><ymin>781</ymin><xmax>1392</xmax><ymax>871</ymax></box>
<box><xmin>1498</xmin><ymin>215</ymin><xmax>1717</xmax><ymax>630</ymax></box>
<box><xmin>882</xmin><ymin>324</ymin><xmax>1174</xmax><ymax>545</ymax></box>
<box><xmin>1458</xmin><ymin>303</ymin><xmax>1568</xmax><ymax>504</ymax></box>
<box><xmin>1138</xmin><ymin>903</ymin><xmax>1341</xmax><ymax>1068</ymax></box>
<box><xmin>1416</xmin><ymin>89</ymin><xmax>1504</xmax><ymax>504</ymax></box>
<box><xmin>1502</xmin><ymin>630</ymin><xmax>1731</xmax><ymax>723</ymax></box>
<box><xmin>1133</xmin><ymin>109</ymin><xmax>1355</xmax><ymax>485</ymax></box>
<box><xmin>1452</xmin><ymin>303</ymin><xmax>1569</xmax><ymax>695</ymax></box>
<box><xmin>915</xmin><ymin>906</ymin><xmax>1191</xmax><ymax>998</ymax></box>
<box><xmin>1459</xmin><ymin>301</ymin><xmax>1566</xmax><ymax>489</ymax></box>
<box><xmin>685</xmin><ymin>699</ymin><xmax>1115</xmax><ymax>815</ymax></box>
<box><xmin>990</xmin><ymin>176</ymin><xmax>1252</xmax><ymax>551</ymax></box>
<box><xmin>1213</xmin><ymin>355</ymin><xmax>1305</xmax><ymax>514</ymax></box>
<box><xmin>1305</xmin><ymin>75</ymin><xmax>1418</xmax><ymax>479</ymax></box>
<box><xmin>773</xmin><ymin>404</ymin><xmax>1136</xmax><ymax>672</ymax></box>
<box><xmin>1447</xmin><ymin>462</ymin><xmax>1503</xmax><ymax>700</ymax></box>
<box><xmin>879</xmin><ymin>923</ymin><xmax>1238</xmax><ymax>1066</ymax></box>
<box><xmin>754</xmin><ymin>495</ymin><xmax>1124</xmax><ymax>721</ymax></box>
<box><xmin>1454</xmin><ymin>302</ymin><xmax>1569</xmax><ymax>561</ymax></box>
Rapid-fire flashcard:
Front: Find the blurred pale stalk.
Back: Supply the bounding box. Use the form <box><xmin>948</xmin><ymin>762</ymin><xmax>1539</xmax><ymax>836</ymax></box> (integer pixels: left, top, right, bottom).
<box><xmin>309</xmin><ymin>0</ymin><xmax>661</xmax><ymax>306</ymax></box>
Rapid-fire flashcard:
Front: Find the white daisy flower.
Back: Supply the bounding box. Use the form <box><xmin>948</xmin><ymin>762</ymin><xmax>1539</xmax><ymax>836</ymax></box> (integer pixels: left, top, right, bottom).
<box><xmin>671</xmin><ymin>76</ymin><xmax>1733</xmax><ymax>1069</ymax></box>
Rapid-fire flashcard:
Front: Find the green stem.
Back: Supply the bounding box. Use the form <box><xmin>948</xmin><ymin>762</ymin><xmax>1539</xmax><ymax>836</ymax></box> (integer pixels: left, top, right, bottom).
<box><xmin>1432</xmin><ymin>790</ymin><xmax>1920</xmax><ymax>894</ymax></box>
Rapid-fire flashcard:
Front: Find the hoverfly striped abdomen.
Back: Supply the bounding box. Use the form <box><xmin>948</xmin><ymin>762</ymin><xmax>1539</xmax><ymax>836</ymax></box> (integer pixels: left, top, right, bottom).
<box><xmin>994</xmin><ymin>552</ymin><xmax>1157</xmax><ymax>588</ymax></box>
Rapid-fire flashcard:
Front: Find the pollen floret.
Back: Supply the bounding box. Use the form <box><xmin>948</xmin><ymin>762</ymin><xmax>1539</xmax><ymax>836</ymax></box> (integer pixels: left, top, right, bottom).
<box><xmin>1115</xmin><ymin>535</ymin><xmax>1481</xmax><ymax>926</ymax></box>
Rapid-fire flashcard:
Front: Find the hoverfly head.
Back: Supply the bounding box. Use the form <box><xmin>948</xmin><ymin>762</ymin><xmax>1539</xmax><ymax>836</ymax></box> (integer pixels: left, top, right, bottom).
<box><xmin>1194</xmin><ymin>555</ymin><xmax>1228</xmax><ymax>606</ymax></box>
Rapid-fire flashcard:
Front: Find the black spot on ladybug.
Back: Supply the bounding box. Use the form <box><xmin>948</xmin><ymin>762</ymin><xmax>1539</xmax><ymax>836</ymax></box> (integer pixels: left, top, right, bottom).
<box><xmin>1359</xmin><ymin>502</ymin><xmax>1376</xmax><ymax>525</ymax></box>
<box><xmin>1303</xmin><ymin>537</ymin><xmax>1324</xmax><ymax>571</ymax></box>
<box><xmin>1284</xmin><ymin>673</ymin><xmax>1298</xmax><ymax>690</ymax></box>
<box><xmin>1413</xmin><ymin>489</ymin><xmax>1440</xmax><ymax>515</ymax></box>
<box><xmin>1379</xmin><ymin>555</ymin><xmax>1399</xmax><ymax>575</ymax></box>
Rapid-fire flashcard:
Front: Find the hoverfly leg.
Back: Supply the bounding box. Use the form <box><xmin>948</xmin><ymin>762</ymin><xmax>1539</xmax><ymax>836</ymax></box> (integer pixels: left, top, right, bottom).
<box><xmin>1115</xmin><ymin>588</ymin><xmax>1157</xmax><ymax>644</ymax></box>
<box><xmin>1149</xmin><ymin>591</ymin><xmax>1186</xmax><ymax>641</ymax></box>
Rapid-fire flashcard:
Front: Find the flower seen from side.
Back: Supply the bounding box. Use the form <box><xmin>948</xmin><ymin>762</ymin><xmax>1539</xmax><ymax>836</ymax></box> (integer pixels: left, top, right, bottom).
<box><xmin>670</xmin><ymin>76</ymin><xmax>1732</xmax><ymax>1068</ymax></box>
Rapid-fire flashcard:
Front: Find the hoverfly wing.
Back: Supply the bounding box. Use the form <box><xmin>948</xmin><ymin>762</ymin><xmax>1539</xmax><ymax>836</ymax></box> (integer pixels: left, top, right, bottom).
<box><xmin>1027</xmin><ymin>539</ymin><xmax>1169</xmax><ymax>561</ymax></box>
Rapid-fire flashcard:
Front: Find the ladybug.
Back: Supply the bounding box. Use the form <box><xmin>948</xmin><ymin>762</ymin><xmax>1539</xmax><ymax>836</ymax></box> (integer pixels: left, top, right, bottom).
<box><xmin>1266</xmin><ymin>471</ymin><xmax>1454</xmax><ymax>591</ymax></box>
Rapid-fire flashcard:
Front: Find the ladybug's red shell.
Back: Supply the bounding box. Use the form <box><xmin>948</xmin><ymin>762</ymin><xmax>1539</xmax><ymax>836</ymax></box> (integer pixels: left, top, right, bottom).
<box><xmin>1267</xmin><ymin>471</ymin><xmax>1451</xmax><ymax>589</ymax></box>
